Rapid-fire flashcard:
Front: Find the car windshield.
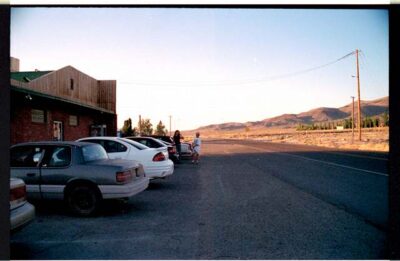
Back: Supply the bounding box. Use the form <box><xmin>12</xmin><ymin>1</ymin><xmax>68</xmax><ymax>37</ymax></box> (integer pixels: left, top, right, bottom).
<box><xmin>81</xmin><ymin>144</ymin><xmax>109</xmax><ymax>162</ymax></box>
<box><xmin>120</xmin><ymin>138</ymin><xmax>149</xmax><ymax>150</ymax></box>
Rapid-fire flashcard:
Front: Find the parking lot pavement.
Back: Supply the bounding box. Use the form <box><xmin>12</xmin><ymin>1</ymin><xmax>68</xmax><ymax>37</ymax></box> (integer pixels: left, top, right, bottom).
<box><xmin>10</xmin><ymin>140</ymin><xmax>387</xmax><ymax>259</ymax></box>
<box><xmin>10</xmin><ymin>160</ymin><xmax>203</xmax><ymax>260</ymax></box>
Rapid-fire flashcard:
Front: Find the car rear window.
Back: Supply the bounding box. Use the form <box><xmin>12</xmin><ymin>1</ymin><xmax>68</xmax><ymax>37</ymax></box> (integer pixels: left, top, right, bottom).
<box><xmin>81</xmin><ymin>144</ymin><xmax>109</xmax><ymax>162</ymax></box>
<box><xmin>120</xmin><ymin>138</ymin><xmax>148</xmax><ymax>150</ymax></box>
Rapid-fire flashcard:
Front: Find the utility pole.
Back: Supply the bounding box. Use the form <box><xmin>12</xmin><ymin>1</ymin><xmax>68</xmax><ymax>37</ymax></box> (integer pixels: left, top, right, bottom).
<box><xmin>356</xmin><ymin>49</ymin><xmax>362</xmax><ymax>141</ymax></box>
<box><xmin>169</xmin><ymin>115</ymin><xmax>172</xmax><ymax>137</ymax></box>
<box><xmin>138</xmin><ymin>114</ymin><xmax>141</xmax><ymax>136</ymax></box>
<box><xmin>351</xmin><ymin>96</ymin><xmax>355</xmax><ymax>141</ymax></box>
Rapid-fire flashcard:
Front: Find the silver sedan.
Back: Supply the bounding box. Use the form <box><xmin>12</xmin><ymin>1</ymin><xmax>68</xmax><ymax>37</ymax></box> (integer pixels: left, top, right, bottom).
<box><xmin>10</xmin><ymin>141</ymin><xmax>149</xmax><ymax>216</ymax></box>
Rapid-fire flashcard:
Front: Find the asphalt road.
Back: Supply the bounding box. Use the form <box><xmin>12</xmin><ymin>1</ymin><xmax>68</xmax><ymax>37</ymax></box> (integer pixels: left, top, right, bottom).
<box><xmin>10</xmin><ymin>139</ymin><xmax>388</xmax><ymax>259</ymax></box>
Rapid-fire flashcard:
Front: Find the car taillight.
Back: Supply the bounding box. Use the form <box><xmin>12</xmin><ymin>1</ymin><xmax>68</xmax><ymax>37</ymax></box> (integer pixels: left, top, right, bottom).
<box><xmin>153</xmin><ymin>152</ymin><xmax>166</xmax><ymax>161</ymax></box>
<box><xmin>10</xmin><ymin>185</ymin><xmax>26</xmax><ymax>205</ymax></box>
<box><xmin>116</xmin><ymin>170</ymin><xmax>133</xmax><ymax>183</ymax></box>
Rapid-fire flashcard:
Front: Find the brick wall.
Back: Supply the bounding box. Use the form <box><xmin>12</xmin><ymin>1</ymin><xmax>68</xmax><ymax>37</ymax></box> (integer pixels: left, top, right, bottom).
<box><xmin>11</xmin><ymin>91</ymin><xmax>117</xmax><ymax>145</ymax></box>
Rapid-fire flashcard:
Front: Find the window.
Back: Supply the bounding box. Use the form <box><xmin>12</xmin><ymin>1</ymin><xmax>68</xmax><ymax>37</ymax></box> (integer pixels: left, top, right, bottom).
<box><xmin>11</xmin><ymin>146</ymin><xmax>44</xmax><ymax>167</ymax></box>
<box><xmin>138</xmin><ymin>140</ymin><xmax>148</xmax><ymax>146</ymax></box>
<box><xmin>123</xmin><ymin>139</ymin><xmax>147</xmax><ymax>150</ymax></box>
<box><xmin>69</xmin><ymin>115</ymin><xmax>78</xmax><ymax>126</ymax></box>
<box><xmin>31</xmin><ymin>109</ymin><xmax>46</xmax><ymax>123</ymax></box>
<box><xmin>46</xmin><ymin>146</ymin><xmax>71</xmax><ymax>167</ymax></box>
<box><xmin>81</xmin><ymin>144</ymin><xmax>108</xmax><ymax>162</ymax></box>
<box><xmin>104</xmin><ymin>141</ymin><xmax>127</xmax><ymax>153</ymax></box>
<box><xmin>70</xmin><ymin>79</ymin><xmax>74</xmax><ymax>90</ymax></box>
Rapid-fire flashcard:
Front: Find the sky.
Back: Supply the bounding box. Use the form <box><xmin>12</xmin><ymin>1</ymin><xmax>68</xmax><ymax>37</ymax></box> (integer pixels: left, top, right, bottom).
<box><xmin>10</xmin><ymin>8</ymin><xmax>389</xmax><ymax>131</ymax></box>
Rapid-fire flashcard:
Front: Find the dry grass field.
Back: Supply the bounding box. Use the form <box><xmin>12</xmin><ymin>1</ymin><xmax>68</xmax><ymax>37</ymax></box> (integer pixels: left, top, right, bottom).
<box><xmin>182</xmin><ymin>127</ymin><xmax>389</xmax><ymax>152</ymax></box>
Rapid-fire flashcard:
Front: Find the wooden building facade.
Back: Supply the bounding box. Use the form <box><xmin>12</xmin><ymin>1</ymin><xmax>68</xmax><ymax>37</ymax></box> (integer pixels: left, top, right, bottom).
<box><xmin>10</xmin><ymin>63</ymin><xmax>117</xmax><ymax>145</ymax></box>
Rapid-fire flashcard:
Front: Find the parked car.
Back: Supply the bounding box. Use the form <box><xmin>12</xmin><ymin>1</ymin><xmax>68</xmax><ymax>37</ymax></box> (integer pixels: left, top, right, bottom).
<box><xmin>11</xmin><ymin>141</ymin><xmax>149</xmax><ymax>216</ymax></box>
<box><xmin>77</xmin><ymin>137</ymin><xmax>174</xmax><ymax>180</ymax></box>
<box><xmin>179</xmin><ymin>142</ymin><xmax>193</xmax><ymax>160</ymax></box>
<box><xmin>125</xmin><ymin>136</ymin><xmax>179</xmax><ymax>163</ymax></box>
<box><xmin>10</xmin><ymin>178</ymin><xmax>35</xmax><ymax>232</ymax></box>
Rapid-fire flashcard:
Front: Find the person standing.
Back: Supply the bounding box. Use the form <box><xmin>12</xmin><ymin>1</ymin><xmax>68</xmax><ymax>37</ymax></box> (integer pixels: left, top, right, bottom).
<box><xmin>173</xmin><ymin>130</ymin><xmax>183</xmax><ymax>162</ymax></box>
<box><xmin>192</xmin><ymin>132</ymin><xmax>201</xmax><ymax>164</ymax></box>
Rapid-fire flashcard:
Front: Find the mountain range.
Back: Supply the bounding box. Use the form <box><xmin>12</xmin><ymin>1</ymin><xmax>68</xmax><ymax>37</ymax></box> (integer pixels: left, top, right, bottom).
<box><xmin>196</xmin><ymin>96</ymin><xmax>388</xmax><ymax>131</ymax></box>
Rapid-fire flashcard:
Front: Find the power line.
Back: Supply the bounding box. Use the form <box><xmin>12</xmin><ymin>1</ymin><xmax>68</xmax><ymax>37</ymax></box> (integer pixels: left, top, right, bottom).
<box><xmin>119</xmin><ymin>50</ymin><xmax>357</xmax><ymax>87</ymax></box>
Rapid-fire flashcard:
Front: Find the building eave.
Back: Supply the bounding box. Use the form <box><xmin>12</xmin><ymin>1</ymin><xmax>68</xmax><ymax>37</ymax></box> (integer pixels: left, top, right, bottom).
<box><xmin>11</xmin><ymin>85</ymin><xmax>116</xmax><ymax>115</ymax></box>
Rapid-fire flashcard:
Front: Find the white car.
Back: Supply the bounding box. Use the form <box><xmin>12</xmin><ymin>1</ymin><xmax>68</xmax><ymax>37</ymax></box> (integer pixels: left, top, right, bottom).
<box><xmin>10</xmin><ymin>178</ymin><xmax>35</xmax><ymax>232</ymax></box>
<box><xmin>77</xmin><ymin>137</ymin><xmax>174</xmax><ymax>180</ymax></box>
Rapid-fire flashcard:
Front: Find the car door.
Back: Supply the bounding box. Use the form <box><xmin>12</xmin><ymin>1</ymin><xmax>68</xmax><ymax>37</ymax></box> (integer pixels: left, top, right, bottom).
<box><xmin>10</xmin><ymin>145</ymin><xmax>45</xmax><ymax>199</ymax></box>
<box><xmin>39</xmin><ymin>145</ymin><xmax>73</xmax><ymax>199</ymax></box>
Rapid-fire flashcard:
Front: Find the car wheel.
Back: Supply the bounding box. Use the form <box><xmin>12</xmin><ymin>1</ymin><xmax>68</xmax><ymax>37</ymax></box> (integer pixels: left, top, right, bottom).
<box><xmin>66</xmin><ymin>185</ymin><xmax>100</xmax><ymax>216</ymax></box>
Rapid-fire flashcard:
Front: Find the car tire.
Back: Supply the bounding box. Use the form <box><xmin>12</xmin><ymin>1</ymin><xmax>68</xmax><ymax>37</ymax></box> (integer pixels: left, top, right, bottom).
<box><xmin>66</xmin><ymin>185</ymin><xmax>100</xmax><ymax>216</ymax></box>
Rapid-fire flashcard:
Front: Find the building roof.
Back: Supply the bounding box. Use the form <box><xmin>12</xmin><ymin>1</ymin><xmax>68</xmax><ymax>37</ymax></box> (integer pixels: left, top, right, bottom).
<box><xmin>11</xmin><ymin>71</ymin><xmax>53</xmax><ymax>82</ymax></box>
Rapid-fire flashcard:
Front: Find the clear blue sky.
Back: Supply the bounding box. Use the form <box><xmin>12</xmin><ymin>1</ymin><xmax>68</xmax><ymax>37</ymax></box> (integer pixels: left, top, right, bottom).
<box><xmin>10</xmin><ymin>8</ymin><xmax>388</xmax><ymax>131</ymax></box>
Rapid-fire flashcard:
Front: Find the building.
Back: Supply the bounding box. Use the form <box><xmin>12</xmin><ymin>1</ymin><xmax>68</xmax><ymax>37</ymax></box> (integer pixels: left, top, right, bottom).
<box><xmin>10</xmin><ymin>59</ymin><xmax>117</xmax><ymax>145</ymax></box>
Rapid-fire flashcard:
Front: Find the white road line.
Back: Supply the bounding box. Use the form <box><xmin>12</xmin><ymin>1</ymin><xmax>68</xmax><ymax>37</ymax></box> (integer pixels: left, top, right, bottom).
<box><xmin>325</xmin><ymin>151</ymin><xmax>388</xmax><ymax>161</ymax></box>
<box><xmin>249</xmin><ymin>146</ymin><xmax>388</xmax><ymax>177</ymax></box>
<box><xmin>217</xmin><ymin>174</ymin><xmax>226</xmax><ymax>197</ymax></box>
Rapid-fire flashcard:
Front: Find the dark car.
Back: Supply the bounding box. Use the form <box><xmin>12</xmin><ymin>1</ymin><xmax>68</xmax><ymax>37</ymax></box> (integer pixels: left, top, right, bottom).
<box><xmin>125</xmin><ymin>136</ymin><xmax>179</xmax><ymax>163</ymax></box>
<box><xmin>10</xmin><ymin>141</ymin><xmax>149</xmax><ymax>216</ymax></box>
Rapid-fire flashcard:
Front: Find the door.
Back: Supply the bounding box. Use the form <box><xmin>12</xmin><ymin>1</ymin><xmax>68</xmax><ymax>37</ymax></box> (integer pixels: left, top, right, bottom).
<box><xmin>91</xmin><ymin>124</ymin><xmax>107</xmax><ymax>136</ymax></box>
<box><xmin>53</xmin><ymin>121</ymin><xmax>63</xmax><ymax>141</ymax></box>
<box><xmin>39</xmin><ymin>145</ymin><xmax>72</xmax><ymax>199</ymax></box>
<box><xmin>10</xmin><ymin>145</ymin><xmax>45</xmax><ymax>199</ymax></box>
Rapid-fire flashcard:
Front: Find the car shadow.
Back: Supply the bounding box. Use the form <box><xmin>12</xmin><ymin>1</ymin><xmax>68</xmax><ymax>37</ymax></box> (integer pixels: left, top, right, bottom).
<box><xmin>27</xmin><ymin>198</ymin><xmax>151</xmax><ymax>218</ymax></box>
<box><xmin>147</xmin><ymin>180</ymin><xmax>178</xmax><ymax>190</ymax></box>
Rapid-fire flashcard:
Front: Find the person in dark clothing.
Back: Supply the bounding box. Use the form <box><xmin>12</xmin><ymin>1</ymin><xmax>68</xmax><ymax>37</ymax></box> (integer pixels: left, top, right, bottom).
<box><xmin>173</xmin><ymin>130</ymin><xmax>183</xmax><ymax>162</ymax></box>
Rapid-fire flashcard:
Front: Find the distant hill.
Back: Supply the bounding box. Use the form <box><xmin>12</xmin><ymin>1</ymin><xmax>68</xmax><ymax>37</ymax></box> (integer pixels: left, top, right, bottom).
<box><xmin>197</xmin><ymin>122</ymin><xmax>245</xmax><ymax>131</ymax></box>
<box><xmin>193</xmin><ymin>96</ymin><xmax>388</xmax><ymax>131</ymax></box>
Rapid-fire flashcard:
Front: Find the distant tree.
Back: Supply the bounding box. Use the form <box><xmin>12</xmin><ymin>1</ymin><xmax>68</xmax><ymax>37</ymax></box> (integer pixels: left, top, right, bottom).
<box><xmin>373</xmin><ymin>117</ymin><xmax>379</xmax><ymax>128</ymax></box>
<box><xmin>362</xmin><ymin>117</ymin><xmax>374</xmax><ymax>128</ymax></box>
<box><xmin>344</xmin><ymin>119</ymin><xmax>351</xmax><ymax>129</ymax></box>
<box><xmin>121</xmin><ymin>118</ymin><xmax>136</xmax><ymax>137</ymax></box>
<box><xmin>383</xmin><ymin>111</ymin><xmax>389</xmax><ymax>127</ymax></box>
<box><xmin>155</xmin><ymin>121</ymin><xmax>167</xmax><ymax>136</ymax></box>
<box><xmin>139</xmin><ymin>118</ymin><xmax>153</xmax><ymax>135</ymax></box>
<box><xmin>348</xmin><ymin>118</ymin><xmax>354</xmax><ymax>129</ymax></box>
<box><xmin>297</xmin><ymin>124</ymin><xmax>306</xmax><ymax>131</ymax></box>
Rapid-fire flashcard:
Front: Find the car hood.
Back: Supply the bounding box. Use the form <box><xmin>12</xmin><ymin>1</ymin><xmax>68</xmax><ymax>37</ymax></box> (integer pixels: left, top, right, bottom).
<box><xmin>86</xmin><ymin>158</ymin><xmax>141</xmax><ymax>169</ymax></box>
